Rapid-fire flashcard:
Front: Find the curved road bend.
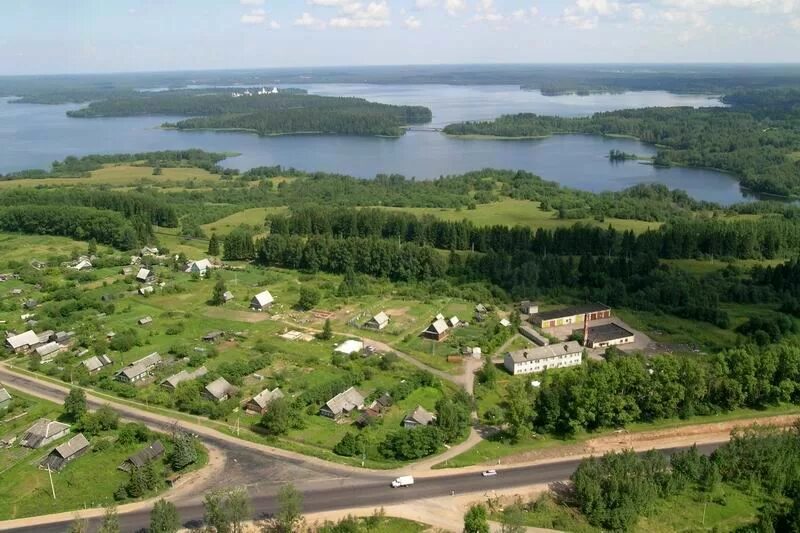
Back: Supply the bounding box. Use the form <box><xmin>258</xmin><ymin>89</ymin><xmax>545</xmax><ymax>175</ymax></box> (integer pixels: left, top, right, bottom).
<box><xmin>5</xmin><ymin>443</ymin><xmax>720</xmax><ymax>533</ymax></box>
<box><xmin>0</xmin><ymin>366</ymin><xmax>722</xmax><ymax>532</ymax></box>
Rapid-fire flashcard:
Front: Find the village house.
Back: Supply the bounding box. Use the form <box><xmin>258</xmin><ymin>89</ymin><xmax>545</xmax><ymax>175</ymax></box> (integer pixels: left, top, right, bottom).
<box><xmin>82</xmin><ymin>354</ymin><xmax>112</xmax><ymax>374</ymax></box>
<box><xmin>35</xmin><ymin>341</ymin><xmax>64</xmax><ymax>363</ymax></box>
<box><xmin>161</xmin><ymin>366</ymin><xmax>208</xmax><ymax>391</ymax></box>
<box><xmin>135</xmin><ymin>268</ymin><xmax>152</xmax><ymax>283</ymax></box>
<box><xmin>5</xmin><ymin>330</ymin><xmax>41</xmax><ymax>352</ymax></box>
<box><xmin>140</xmin><ymin>246</ymin><xmax>159</xmax><ymax>257</ymax></box>
<box><xmin>244</xmin><ymin>387</ymin><xmax>284</xmax><ymax>414</ymax></box>
<box><xmin>115</xmin><ymin>352</ymin><xmax>162</xmax><ymax>383</ymax></box>
<box><xmin>138</xmin><ymin>316</ymin><xmax>153</xmax><ymax>326</ymax></box>
<box><xmin>20</xmin><ymin>418</ymin><xmax>70</xmax><ymax>449</ymax></box>
<box><xmin>0</xmin><ymin>387</ymin><xmax>11</xmax><ymax>410</ymax></box>
<box><xmin>40</xmin><ymin>433</ymin><xmax>90</xmax><ymax>472</ymax></box>
<box><xmin>519</xmin><ymin>324</ymin><xmax>549</xmax><ymax>346</ymax></box>
<box><xmin>530</xmin><ymin>304</ymin><xmax>612</xmax><ymax>329</ymax></box>
<box><xmin>403</xmin><ymin>405</ymin><xmax>436</xmax><ymax>429</ymax></box>
<box><xmin>446</xmin><ymin>316</ymin><xmax>461</xmax><ymax>328</ymax></box>
<box><xmin>203</xmin><ymin>377</ymin><xmax>235</xmax><ymax>402</ymax></box>
<box><xmin>118</xmin><ymin>441</ymin><xmax>165</xmax><ymax>472</ymax></box>
<box><xmin>185</xmin><ymin>258</ymin><xmax>213</xmax><ymax>276</ymax></box>
<box><xmin>504</xmin><ymin>341</ymin><xmax>584</xmax><ymax>376</ymax></box>
<box><xmin>319</xmin><ymin>387</ymin><xmax>365</xmax><ymax>419</ymax></box>
<box><xmin>364</xmin><ymin>311</ymin><xmax>390</xmax><ymax>330</ymax></box>
<box><xmin>250</xmin><ymin>290</ymin><xmax>274</xmax><ymax>311</ymax></box>
<box><xmin>421</xmin><ymin>318</ymin><xmax>449</xmax><ymax>341</ymax></box>
<box><xmin>53</xmin><ymin>331</ymin><xmax>73</xmax><ymax>344</ymax></box>
<box><xmin>519</xmin><ymin>301</ymin><xmax>539</xmax><ymax>315</ymax></box>
<box><xmin>584</xmin><ymin>323</ymin><xmax>635</xmax><ymax>349</ymax></box>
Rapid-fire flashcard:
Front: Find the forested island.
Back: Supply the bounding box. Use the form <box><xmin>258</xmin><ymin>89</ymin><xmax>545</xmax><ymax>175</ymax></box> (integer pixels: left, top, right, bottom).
<box><xmin>444</xmin><ymin>88</ymin><xmax>800</xmax><ymax>197</ymax></box>
<box><xmin>65</xmin><ymin>90</ymin><xmax>432</xmax><ymax>137</ymax></box>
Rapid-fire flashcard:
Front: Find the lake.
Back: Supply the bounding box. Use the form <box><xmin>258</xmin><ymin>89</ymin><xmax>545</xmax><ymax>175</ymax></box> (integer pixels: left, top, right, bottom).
<box><xmin>0</xmin><ymin>85</ymin><xmax>750</xmax><ymax>205</ymax></box>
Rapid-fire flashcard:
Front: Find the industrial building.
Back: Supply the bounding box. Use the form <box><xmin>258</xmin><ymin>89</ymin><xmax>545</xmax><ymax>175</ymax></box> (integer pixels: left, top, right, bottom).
<box><xmin>530</xmin><ymin>304</ymin><xmax>611</xmax><ymax>329</ymax></box>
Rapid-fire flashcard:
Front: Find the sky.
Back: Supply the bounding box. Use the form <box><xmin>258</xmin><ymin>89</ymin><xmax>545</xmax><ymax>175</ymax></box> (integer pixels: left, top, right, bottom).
<box><xmin>1</xmin><ymin>0</ymin><xmax>799</xmax><ymax>74</ymax></box>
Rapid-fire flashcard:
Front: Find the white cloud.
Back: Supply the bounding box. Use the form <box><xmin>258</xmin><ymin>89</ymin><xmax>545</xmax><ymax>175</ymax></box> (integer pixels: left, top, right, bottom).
<box><xmin>790</xmin><ymin>16</ymin><xmax>800</xmax><ymax>28</ymax></box>
<box><xmin>240</xmin><ymin>0</ymin><xmax>264</xmax><ymax>5</ymax></box>
<box><xmin>512</xmin><ymin>6</ymin><xmax>539</xmax><ymax>22</ymax></box>
<box><xmin>415</xmin><ymin>0</ymin><xmax>438</xmax><ymax>9</ymax></box>
<box><xmin>294</xmin><ymin>12</ymin><xmax>327</xmax><ymax>28</ymax></box>
<box><xmin>473</xmin><ymin>0</ymin><xmax>505</xmax><ymax>22</ymax></box>
<box><xmin>404</xmin><ymin>15</ymin><xmax>422</xmax><ymax>28</ymax></box>
<box><xmin>575</xmin><ymin>0</ymin><xmax>619</xmax><ymax>16</ymax></box>
<box><xmin>241</xmin><ymin>8</ymin><xmax>266</xmax><ymax>24</ymax></box>
<box><xmin>328</xmin><ymin>1</ymin><xmax>391</xmax><ymax>28</ymax></box>
<box><xmin>559</xmin><ymin>0</ymin><xmax>620</xmax><ymax>28</ymax></box>
<box><xmin>630</xmin><ymin>4</ymin><xmax>646</xmax><ymax>21</ymax></box>
<box><xmin>445</xmin><ymin>0</ymin><xmax>466</xmax><ymax>15</ymax></box>
<box><xmin>657</xmin><ymin>9</ymin><xmax>709</xmax><ymax>28</ymax></box>
<box><xmin>660</xmin><ymin>0</ymin><xmax>796</xmax><ymax>13</ymax></box>
<box><xmin>269</xmin><ymin>20</ymin><xmax>281</xmax><ymax>29</ymax></box>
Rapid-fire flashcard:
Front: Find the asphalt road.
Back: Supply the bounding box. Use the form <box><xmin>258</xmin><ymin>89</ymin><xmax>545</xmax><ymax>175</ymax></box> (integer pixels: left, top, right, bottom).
<box><xmin>0</xmin><ymin>366</ymin><xmax>722</xmax><ymax>533</ymax></box>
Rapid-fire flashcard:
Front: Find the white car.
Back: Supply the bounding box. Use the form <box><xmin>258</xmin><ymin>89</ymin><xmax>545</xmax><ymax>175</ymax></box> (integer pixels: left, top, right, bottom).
<box><xmin>482</xmin><ymin>469</ymin><xmax>497</xmax><ymax>477</ymax></box>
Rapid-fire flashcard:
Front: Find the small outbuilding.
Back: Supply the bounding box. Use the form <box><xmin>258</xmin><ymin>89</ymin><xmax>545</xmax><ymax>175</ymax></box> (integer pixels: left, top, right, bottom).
<box><xmin>203</xmin><ymin>377</ymin><xmax>235</xmax><ymax>402</ymax></box>
<box><xmin>364</xmin><ymin>312</ymin><xmax>390</xmax><ymax>331</ymax></box>
<box><xmin>245</xmin><ymin>387</ymin><xmax>284</xmax><ymax>414</ymax></box>
<box><xmin>138</xmin><ymin>316</ymin><xmax>153</xmax><ymax>326</ymax></box>
<box><xmin>118</xmin><ymin>441</ymin><xmax>165</xmax><ymax>472</ymax></box>
<box><xmin>81</xmin><ymin>354</ymin><xmax>112</xmax><ymax>374</ymax></box>
<box><xmin>135</xmin><ymin>268</ymin><xmax>151</xmax><ymax>283</ymax></box>
<box><xmin>250</xmin><ymin>290</ymin><xmax>274</xmax><ymax>311</ymax></box>
<box><xmin>421</xmin><ymin>318</ymin><xmax>449</xmax><ymax>341</ymax></box>
<box><xmin>403</xmin><ymin>405</ymin><xmax>436</xmax><ymax>429</ymax></box>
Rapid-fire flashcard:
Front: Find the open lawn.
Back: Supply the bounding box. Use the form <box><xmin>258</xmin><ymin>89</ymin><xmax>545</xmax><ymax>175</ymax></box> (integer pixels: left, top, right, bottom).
<box><xmin>379</xmin><ymin>199</ymin><xmax>661</xmax><ymax>234</ymax></box>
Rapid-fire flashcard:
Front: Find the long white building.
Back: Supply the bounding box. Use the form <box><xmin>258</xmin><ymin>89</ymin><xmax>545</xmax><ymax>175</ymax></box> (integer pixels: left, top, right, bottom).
<box><xmin>503</xmin><ymin>341</ymin><xmax>583</xmax><ymax>375</ymax></box>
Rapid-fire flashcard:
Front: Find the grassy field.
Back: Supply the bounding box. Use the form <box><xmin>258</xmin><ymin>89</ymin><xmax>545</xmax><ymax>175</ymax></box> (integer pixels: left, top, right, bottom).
<box><xmin>0</xmin><ymin>164</ymin><xmax>220</xmax><ymax>189</ymax></box>
<box><xmin>378</xmin><ymin>199</ymin><xmax>661</xmax><ymax>234</ymax></box>
<box><xmin>496</xmin><ymin>485</ymin><xmax>759</xmax><ymax>533</ymax></box>
<box><xmin>200</xmin><ymin>207</ymin><xmax>288</xmax><ymax>237</ymax></box>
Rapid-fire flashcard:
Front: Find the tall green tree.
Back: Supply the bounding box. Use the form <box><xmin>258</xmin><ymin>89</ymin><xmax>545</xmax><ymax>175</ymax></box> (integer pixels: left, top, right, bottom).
<box><xmin>318</xmin><ymin>318</ymin><xmax>333</xmax><ymax>340</ymax></box>
<box><xmin>170</xmin><ymin>433</ymin><xmax>199</xmax><ymax>470</ymax></box>
<box><xmin>210</xmin><ymin>275</ymin><xmax>227</xmax><ymax>306</ymax></box>
<box><xmin>464</xmin><ymin>504</ymin><xmax>490</xmax><ymax>533</ymax></box>
<box><xmin>275</xmin><ymin>483</ymin><xmax>304</xmax><ymax>533</ymax></box>
<box><xmin>208</xmin><ymin>233</ymin><xmax>220</xmax><ymax>256</ymax></box>
<box><xmin>63</xmin><ymin>388</ymin><xmax>87</xmax><ymax>422</ymax></box>
<box><xmin>149</xmin><ymin>499</ymin><xmax>180</xmax><ymax>533</ymax></box>
<box><xmin>297</xmin><ymin>286</ymin><xmax>320</xmax><ymax>311</ymax></box>
<box><xmin>504</xmin><ymin>381</ymin><xmax>533</xmax><ymax>443</ymax></box>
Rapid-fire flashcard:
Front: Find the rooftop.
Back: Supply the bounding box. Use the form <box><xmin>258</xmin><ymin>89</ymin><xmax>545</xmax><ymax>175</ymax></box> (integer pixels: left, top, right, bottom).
<box><xmin>587</xmin><ymin>323</ymin><xmax>634</xmax><ymax>343</ymax></box>
<box><xmin>506</xmin><ymin>341</ymin><xmax>583</xmax><ymax>364</ymax></box>
<box><xmin>532</xmin><ymin>303</ymin><xmax>610</xmax><ymax>322</ymax></box>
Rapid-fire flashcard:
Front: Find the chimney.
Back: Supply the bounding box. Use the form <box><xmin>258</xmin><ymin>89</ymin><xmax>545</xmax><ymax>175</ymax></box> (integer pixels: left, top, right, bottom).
<box><xmin>583</xmin><ymin>313</ymin><xmax>590</xmax><ymax>347</ymax></box>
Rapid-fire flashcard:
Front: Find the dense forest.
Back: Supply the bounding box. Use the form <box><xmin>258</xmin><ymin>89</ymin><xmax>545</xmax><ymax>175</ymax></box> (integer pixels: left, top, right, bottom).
<box><xmin>444</xmin><ymin>89</ymin><xmax>800</xmax><ymax>197</ymax></box>
<box><xmin>64</xmin><ymin>90</ymin><xmax>432</xmax><ymax>137</ymax></box>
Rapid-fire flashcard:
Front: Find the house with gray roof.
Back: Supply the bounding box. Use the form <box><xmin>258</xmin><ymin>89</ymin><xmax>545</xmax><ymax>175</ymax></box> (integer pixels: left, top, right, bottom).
<box><xmin>421</xmin><ymin>318</ymin><xmax>449</xmax><ymax>341</ymax></box>
<box><xmin>118</xmin><ymin>441</ymin><xmax>165</xmax><ymax>472</ymax></box>
<box><xmin>203</xmin><ymin>377</ymin><xmax>235</xmax><ymax>402</ymax></box>
<box><xmin>20</xmin><ymin>418</ymin><xmax>70</xmax><ymax>449</ymax></box>
<box><xmin>250</xmin><ymin>290</ymin><xmax>274</xmax><ymax>311</ymax></box>
<box><xmin>403</xmin><ymin>405</ymin><xmax>436</xmax><ymax>429</ymax></box>
<box><xmin>5</xmin><ymin>330</ymin><xmax>40</xmax><ymax>352</ymax></box>
<box><xmin>245</xmin><ymin>387</ymin><xmax>284</xmax><ymax>414</ymax></box>
<box><xmin>162</xmin><ymin>366</ymin><xmax>208</xmax><ymax>391</ymax></box>
<box><xmin>35</xmin><ymin>341</ymin><xmax>63</xmax><ymax>363</ymax></box>
<box><xmin>82</xmin><ymin>354</ymin><xmax>112</xmax><ymax>374</ymax></box>
<box><xmin>364</xmin><ymin>311</ymin><xmax>390</xmax><ymax>330</ymax></box>
<box><xmin>319</xmin><ymin>387</ymin><xmax>365</xmax><ymax>419</ymax></box>
<box><xmin>504</xmin><ymin>341</ymin><xmax>583</xmax><ymax>376</ymax></box>
<box><xmin>40</xmin><ymin>433</ymin><xmax>90</xmax><ymax>471</ymax></box>
<box><xmin>115</xmin><ymin>352</ymin><xmax>162</xmax><ymax>383</ymax></box>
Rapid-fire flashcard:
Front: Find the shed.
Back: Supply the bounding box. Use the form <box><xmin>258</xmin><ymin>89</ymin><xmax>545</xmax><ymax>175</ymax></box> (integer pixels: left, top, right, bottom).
<box><xmin>364</xmin><ymin>312</ymin><xmax>390</xmax><ymax>330</ymax></box>
<box><xmin>135</xmin><ymin>268</ymin><xmax>151</xmax><ymax>283</ymax></box>
<box><xmin>223</xmin><ymin>291</ymin><xmax>235</xmax><ymax>303</ymax></box>
<box><xmin>138</xmin><ymin>316</ymin><xmax>153</xmax><ymax>326</ymax></box>
<box><xmin>250</xmin><ymin>290</ymin><xmax>274</xmax><ymax>311</ymax></box>
<box><xmin>138</xmin><ymin>286</ymin><xmax>154</xmax><ymax>296</ymax></box>
<box><xmin>421</xmin><ymin>318</ymin><xmax>449</xmax><ymax>341</ymax></box>
<box><xmin>82</xmin><ymin>354</ymin><xmax>112</xmax><ymax>373</ymax></box>
<box><xmin>403</xmin><ymin>405</ymin><xmax>436</xmax><ymax>428</ymax></box>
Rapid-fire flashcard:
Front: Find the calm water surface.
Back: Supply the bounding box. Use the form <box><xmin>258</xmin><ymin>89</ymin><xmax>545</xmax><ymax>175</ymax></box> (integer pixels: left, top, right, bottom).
<box><xmin>0</xmin><ymin>85</ymin><xmax>749</xmax><ymax>205</ymax></box>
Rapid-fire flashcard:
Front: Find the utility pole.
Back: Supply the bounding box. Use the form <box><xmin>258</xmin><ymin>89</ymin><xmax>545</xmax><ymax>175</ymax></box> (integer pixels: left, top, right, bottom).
<box><xmin>47</xmin><ymin>465</ymin><xmax>56</xmax><ymax>500</ymax></box>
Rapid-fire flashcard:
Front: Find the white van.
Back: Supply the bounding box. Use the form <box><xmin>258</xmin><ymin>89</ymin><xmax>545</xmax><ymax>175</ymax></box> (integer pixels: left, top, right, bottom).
<box><xmin>391</xmin><ymin>475</ymin><xmax>414</xmax><ymax>488</ymax></box>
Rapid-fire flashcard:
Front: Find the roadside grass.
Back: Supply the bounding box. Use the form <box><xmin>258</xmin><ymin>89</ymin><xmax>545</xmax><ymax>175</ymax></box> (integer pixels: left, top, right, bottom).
<box><xmin>377</xmin><ymin>199</ymin><xmax>661</xmax><ymax>234</ymax></box>
<box><xmin>494</xmin><ymin>485</ymin><xmax>759</xmax><ymax>533</ymax></box>
<box><xmin>438</xmin><ymin>402</ymin><xmax>800</xmax><ymax>469</ymax></box>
